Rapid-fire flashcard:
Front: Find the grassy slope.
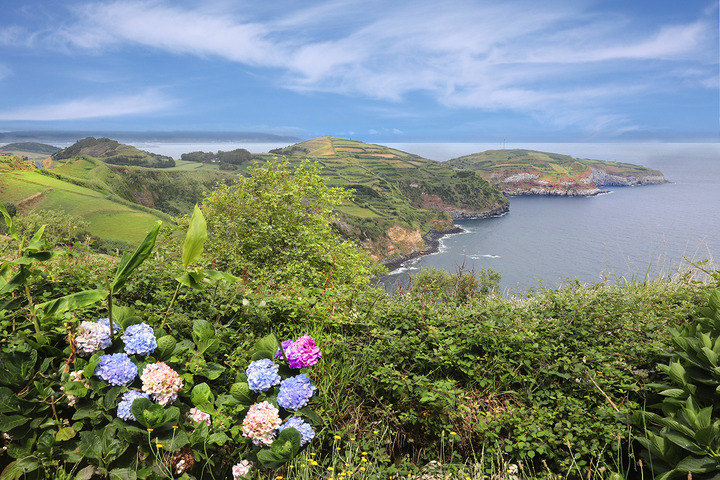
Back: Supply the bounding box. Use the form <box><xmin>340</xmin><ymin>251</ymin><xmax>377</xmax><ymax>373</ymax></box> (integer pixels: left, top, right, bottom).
<box><xmin>0</xmin><ymin>142</ymin><xmax>60</xmax><ymax>155</ymax></box>
<box><xmin>447</xmin><ymin>149</ymin><xmax>664</xmax><ymax>189</ymax></box>
<box><xmin>0</xmin><ymin>159</ymin><xmax>167</xmax><ymax>245</ymax></box>
<box><xmin>52</xmin><ymin>137</ymin><xmax>174</xmax><ymax>168</ymax></box>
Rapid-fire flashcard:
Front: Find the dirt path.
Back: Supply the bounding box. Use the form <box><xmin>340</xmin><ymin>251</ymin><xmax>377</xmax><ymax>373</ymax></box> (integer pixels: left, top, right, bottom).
<box><xmin>17</xmin><ymin>189</ymin><xmax>51</xmax><ymax>213</ymax></box>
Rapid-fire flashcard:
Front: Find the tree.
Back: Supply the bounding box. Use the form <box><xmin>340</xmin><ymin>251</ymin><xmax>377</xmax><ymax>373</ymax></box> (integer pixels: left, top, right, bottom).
<box><xmin>202</xmin><ymin>161</ymin><xmax>377</xmax><ymax>289</ymax></box>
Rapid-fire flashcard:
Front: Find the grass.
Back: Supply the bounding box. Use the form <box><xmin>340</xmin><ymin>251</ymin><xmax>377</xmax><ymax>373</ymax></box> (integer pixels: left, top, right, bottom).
<box><xmin>167</xmin><ymin>159</ymin><xmax>223</xmax><ymax>171</ymax></box>
<box><xmin>0</xmin><ymin>170</ymin><xmax>166</xmax><ymax>244</ymax></box>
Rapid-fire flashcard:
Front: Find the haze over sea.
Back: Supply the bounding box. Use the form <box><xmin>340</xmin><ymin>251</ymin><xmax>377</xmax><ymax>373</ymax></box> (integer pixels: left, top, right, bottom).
<box><xmin>130</xmin><ymin>141</ymin><xmax>720</xmax><ymax>293</ymax></box>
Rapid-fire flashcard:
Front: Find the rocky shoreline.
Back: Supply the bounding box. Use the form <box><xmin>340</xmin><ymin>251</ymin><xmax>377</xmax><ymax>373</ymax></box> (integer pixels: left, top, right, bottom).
<box><xmin>382</xmin><ymin>203</ymin><xmax>509</xmax><ymax>271</ymax></box>
<box><xmin>382</xmin><ymin>226</ymin><xmax>465</xmax><ymax>271</ymax></box>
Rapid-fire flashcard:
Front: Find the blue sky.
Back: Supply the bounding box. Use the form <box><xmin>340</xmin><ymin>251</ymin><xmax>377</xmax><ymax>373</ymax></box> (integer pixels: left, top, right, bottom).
<box><xmin>0</xmin><ymin>0</ymin><xmax>717</xmax><ymax>141</ymax></box>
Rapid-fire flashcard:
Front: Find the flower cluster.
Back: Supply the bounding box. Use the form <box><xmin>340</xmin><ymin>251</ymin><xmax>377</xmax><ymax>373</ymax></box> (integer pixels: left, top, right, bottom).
<box><xmin>141</xmin><ymin>362</ymin><xmax>183</xmax><ymax>405</ymax></box>
<box><xmin>232</xmin><ymin>460</ymin><xmax>253</xmax><ymax>479</ymax></box>
<box><xmin>246</xmin><ymin>359</ymin><xmax>281</xmax><ymax>392</ymax></box>
<box><xmin>95</xmin><ymin>353</ymin><xmax>138</xmax><ymax>386</ymax></box>
<box><xmin>122</xmin><ymin>323</ymin><xmax>157</xmax><ymax>356</ymax></box>
<box><xmin>188</xmin><ymin>408</ymin><xmax>211</xmax><ymax>426</ymax></box>
<box><xmin>278</xmin><ymin>416</ymin><xmax>315</xmax><ymax>446</ymax></box>
<box><xmin>117</xmin><ymin>390</ymin><xmax>151</xmax><ymax>421</ymax></box>
<box><xmin>241</xmin><ymin>401</ymin><xmax>281</xmax><ymax>446</ymax></box>
<box><xmin>276</xmin><ymin>335</ymin><xmax>322</xmax><ymax>368</ymax></box>
<box><xmin>75</xmin><ymin>320</ymin><xmax>113</xmax><ymax>355</ymax></box>
<box><xmin>277</xmin><ymin>374</ymin><xmax>316</xmax><ymax>411</ymax></box>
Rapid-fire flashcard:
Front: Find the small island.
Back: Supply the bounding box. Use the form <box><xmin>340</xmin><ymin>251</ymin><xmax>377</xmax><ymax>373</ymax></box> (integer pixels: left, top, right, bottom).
<box><xmin>447</xmin><ymin>149</ymin><xmax>668</xmax><ymax>196</ymax></box>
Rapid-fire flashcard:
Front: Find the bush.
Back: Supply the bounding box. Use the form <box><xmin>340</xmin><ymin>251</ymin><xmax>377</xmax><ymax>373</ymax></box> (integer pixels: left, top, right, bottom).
<box><xmin>202</xmin><ymin>160</ymin><xmax>379</xmax><ymax>290</ymax></box>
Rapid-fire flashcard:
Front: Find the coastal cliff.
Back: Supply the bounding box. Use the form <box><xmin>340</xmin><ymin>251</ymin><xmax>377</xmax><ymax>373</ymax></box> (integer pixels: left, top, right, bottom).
<box><xmin>447</xmin><ymin>149</ymin><xmax>668</xmax><ymax>197</ymax></box>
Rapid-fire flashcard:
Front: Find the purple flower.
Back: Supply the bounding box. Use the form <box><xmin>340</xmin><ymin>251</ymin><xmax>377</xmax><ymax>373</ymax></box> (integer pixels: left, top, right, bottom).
<box><xmin>277</xmin><ymin>374</ymin><xmax>316</xmax><ymax>411</ymax></box>
<box><xmin>276</xmin><ymin>335</ymin><xmax>322</xmax><ymax>368</ymax></box>
<box><xmin>95</xmin><ymin>353</ymin><xmax>138</xmax><ymax>386</ymax></box>
<box><xmin>97</xmin><ymin>318</ymin><xmax>122</xmax><ymax>333</ymax></box>
<box><xmin>117</xmin><ymin>390</ymin><xmax>151</xmax><ymax>421</ymax></box>
<box><xmin>246</xmin><ymin>359</ymin><xmax>281</xmax><ymax>392</ymax></box>
<box><xmin>122</xmin><ymin>323</ymin><xmax>157</xmax><ymax>356</ymax></box>
<box><xmin>278</xmin><ymin>416</ymin><xmax>315</xmax><ymax>446</ymax></box>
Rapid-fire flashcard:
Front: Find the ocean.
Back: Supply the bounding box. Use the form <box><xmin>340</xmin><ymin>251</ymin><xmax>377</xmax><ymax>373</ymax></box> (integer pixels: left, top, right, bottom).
<box><xmin>34</xmin><ymin>140</ymin><xmax>720</xmax><ymax>294</ymax></box>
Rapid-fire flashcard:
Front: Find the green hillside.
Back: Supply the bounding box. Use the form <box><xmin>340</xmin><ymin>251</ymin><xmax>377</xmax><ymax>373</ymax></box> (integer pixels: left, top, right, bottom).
<box><xmin>250</xmin><ymin>136</ymin><xmax>509</xmax><ymax>259</ymax></box>
<box><xmin>0</xmin><ymin>160</ymin><xmax>169</xmax><ymax>246</ymax></box>
<box><xmin>52</xmin><ymin>157</ymin><xmax>235</xmax><ymax>216</ymax></box>
<box><xmin>52</xmin><ymin>137</ymin><xmax>175</xmax><ymax>168</ymax></box>
<box><xmin>0</xmin><ymin>141</ymin><xmax>60</xmax><ymax>155</ymax></box>
<box><xmin>447</xmin><ymin>149</ymin><xmax>667</xmax><ymax>195</ymax></box>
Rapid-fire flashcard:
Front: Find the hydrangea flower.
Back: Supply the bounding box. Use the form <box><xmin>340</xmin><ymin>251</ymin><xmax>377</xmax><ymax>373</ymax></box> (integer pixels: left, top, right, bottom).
<box><xmin>242</xmin><ymin>401</ymin><xmax>281</xmax><ymax>446</ymax></box>
<box><xmin>232</xmin><ymin>460</ymin><xmax>253</xmax><ymax>479</ymax></box>
<box><xmin>97</xmin><ymin>318</ymin><xmax>121</xmax><ymax>333</ymax></box>
<box><xmin>278</xmin><ymin>416</ymin><xmax>315</xmax><ymax>446</ymax></box>
<box><xmin>274</xmin><ymin>340</ymin><xmax>293</xmax><ymax>360</ymax></box>
<box><xmin>122</xmin><ymin>323</ymin><xmax>157</xmax><ymax>356</ymax></box>
<box><xmin>277</xmin><ymin>374</ymin><xmax>317</xmax><ymax>411</ymax></box>
<box><xmin>188</xmin><ymin>407</ymin><xmax>211</xmax><ymax>425</ymax></box>
<box><xmin>75</xmin><ymin>320</ymin><xmax>113</xmax><ymax>355</ymax></box>
<box><xmin>141</xmin><ymin>362</ymin><xmax>183</xmax><ymax>405</ymax></box>
<box><xmin>246</xmin><ymin>359</ymin><xmax>281</xmax><ymax>392</ymax></box>
<box><xmin>117</xmin><ymin>390</ymin><xmax>151</xmax><ymax>421</ymax></box>
<box><xmin>276</xmin><ymin>335</ymin><xmax>322</xmax><ymax>368</ymax></box>
<box><xmin>95</xmin><ymin>353</ymin><xmax>138</xmax><ymax>386</ymax></box>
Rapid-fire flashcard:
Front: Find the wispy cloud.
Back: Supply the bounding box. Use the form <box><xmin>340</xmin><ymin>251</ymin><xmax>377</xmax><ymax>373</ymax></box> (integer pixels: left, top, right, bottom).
<box><xmin>7</xmin><ymin>0</ymin><xmax>718</xmax><ymax>133</ymax></box>
<box><xmin>0</xmin><ymin>89</ymin><xmax>176</xmax><ymax>121</ymax></box>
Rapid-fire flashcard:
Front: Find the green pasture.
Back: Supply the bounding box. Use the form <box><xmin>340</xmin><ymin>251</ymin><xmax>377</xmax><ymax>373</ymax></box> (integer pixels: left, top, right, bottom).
<box><xmin>0</xmin><ymin>170</ymin><xmax>165</xmax><ymax>244</ymax></box>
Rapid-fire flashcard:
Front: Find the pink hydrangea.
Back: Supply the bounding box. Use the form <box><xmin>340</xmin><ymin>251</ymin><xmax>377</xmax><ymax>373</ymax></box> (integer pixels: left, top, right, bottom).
<box><xmin>241</xmin><ymin>401</ymin><xmax>281</xmax><ymax>446</ymax></box>
<box><xmin>188</xmin><ymin>407</ymin><xmax>211</xmax><ymax>426</ymax></box>
<box><xmin>285</xmin><ymin>335</ymin><xmax>322</xmax><ymax>368</ymax></box>
<box><xmin>140</xmin><ymin>362</ymin><xmax>183</xmax><ymax>405</ymax></box>
<box><xmin>232</xmin><ymin>460</ymin><xmax>253</xmax><ymax>479</ymax></box>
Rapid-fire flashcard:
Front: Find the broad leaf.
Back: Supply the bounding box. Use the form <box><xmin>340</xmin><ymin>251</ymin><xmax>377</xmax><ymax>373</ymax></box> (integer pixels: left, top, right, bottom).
<box><xmin>36</xmin><ymin>289</ymin><xmax>108</xmax><ymax>319</ymax></box>
<box><xmin>191</xmin><ymin>383</ymin><xmax>215</xmax><ymax>412</ymax></box>
<box><xmin>112</xmin><ymin>221</ymin><xmax>161</xmax><ymax>292</ymax></box>
<box><xmin>182</xmin><ymin>204</ymin><xmax>207</xmax><ymax>269</ymax></box>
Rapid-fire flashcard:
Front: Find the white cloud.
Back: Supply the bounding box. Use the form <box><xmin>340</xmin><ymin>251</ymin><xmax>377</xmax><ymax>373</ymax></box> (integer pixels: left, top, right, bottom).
<box><xmin>0</xmin><ymin>89</ymin><xmax>175</xmax><ymax>121</ymax></box>
<box><xmin>10</xmin><ymin>0</ymin><xmax>718</xmax><ymax>132</ymax></box>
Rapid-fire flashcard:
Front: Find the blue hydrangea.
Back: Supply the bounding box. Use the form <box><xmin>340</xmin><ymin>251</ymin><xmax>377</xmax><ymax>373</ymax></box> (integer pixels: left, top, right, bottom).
<box><xmin>97</xmin><ymin>318</ymin><xmax>122</xmax><ymax>333</ymax></box>
<box><xmin>122</xmin><ymin>323</ymin><xmax>157</xmax><ymax>356</ymax></box>
<box><xmin>246</xmin><ymin>359</ymin><xmax>281</xmax><ymax>392</ymax></box>
<box><xmin>95</xmin><ymin>353</ymin><xmax>138</xmax><ymax>386</ymax></box>
<box><xmin>278</xmin><ymin>416</ymin><xmax>315</xmax><ymax>446</ymax></box>
<box><xmin>117</xmin><ymin>390</ymin><xmax>151</xmax><ymax>421</ymax></box>
<box><xmin>277</xmin><ymin>374</ymin><xmax>316</xmax><ymax>411</ymax></box>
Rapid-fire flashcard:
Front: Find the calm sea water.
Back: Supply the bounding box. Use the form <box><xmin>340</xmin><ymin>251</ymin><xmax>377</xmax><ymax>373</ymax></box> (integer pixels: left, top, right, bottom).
<box><xmin>381</xmin><ymin>142</ymin><xmax>720</xmax><ymax>293</ymax></box>
<box><xmin>48</xmin><ymin>140</ymin><xmax>719</xmax><ymax>294</ymax></box>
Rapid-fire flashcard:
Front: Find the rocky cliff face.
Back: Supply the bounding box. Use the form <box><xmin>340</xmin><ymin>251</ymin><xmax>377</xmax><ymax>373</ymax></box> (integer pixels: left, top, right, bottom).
<box><xmin>589</xmin><ymin>167</ymin><xmax>668</xmax><ymax>187</ymax></box>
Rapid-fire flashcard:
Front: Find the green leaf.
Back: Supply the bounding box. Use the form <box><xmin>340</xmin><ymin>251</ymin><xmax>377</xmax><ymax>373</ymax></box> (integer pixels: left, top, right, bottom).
<box><xmin>230</xmin><ymin>382</ymin><xmax>254</xmax><ymax>405</ymax></box>
<box><xmin>709</xmin><ymin>290</ymin><xmax>720</xmax><ymax>312</ymax></box>
<box><xmin>182</xmin><ymin>204</ymin><xmax>207</xmax><ymax>269</ymax></box>
<box><xmin>204</xmin><ymin>269</ymin><xmax>241</xmax><ymax>284</ymax></box>
<box><xmin>0</xmin><ymin>269</ymin><xmax>31</xmax><ymax>296</ymax></box>
<box><xmin>56</xmin><ymin>426</ymin><xmax>77</xmax><ymax>441</ymax></box>
<box><xmin>63</xmin><ymin>381</ymin><xmax>88</xmax><ymax>397</ymax></box>
<box><xmin>0</xmin><ymin>203</ymin><xmax>19</xmax><ymax>242</ymax></box>
<box><xmin>74</xmin><ymin>466</ymin><xmax>99</xmax><ymax>480</ymax></box>
<box><xmin>0</xmin><ymin>388</ymin><xmax>19</xmax><ymax>413</ymax></box>
<box><xmin>191</xmin><ymin>383</ymin><xmax>215</xmax><ymax>412</ymax></box>
<box><xmin>111</xmin><ymin>221</ymin><xmax>161</xmax><ymax>292</ymax></box>
<box><xmin>253</xmin><ymin>333</ymin><xmax>279</xmax><ymax>358</ymax></box>
<box><xmin>155</xmin><ymin>335</ymin><xmax>177</xmax><ymax>361</ymax></box>
<box><xmin>110</xmin><ymin>469</ymin><xmax>138</xmax><ymax>480</ymax></box>
<box><xmin>4</xmin><ymin>417</ymin><xmax>32</xmax><ymax>437</ymax></box>
<box><xmin>192</xmin><ymin>320</ymin><xmax>215</xmax><ymax>341</ymax></box>
<box><xmin>131</xmin><ymin>398</ymin><xmax>165</xmax><ymax>429</ymax></box>
<box><xmin>196</xmin><ymin>362</ymin><xmax>225</xmax><ymax>380</ymax></box>
<box><xmin>0</xmin><ymin>457</ymin><xmax>41</xmax><ymax>480</ymax></box>
<box><xmin>663</xmin><ymin>432</ymin><xmax>705</xmax><ymax>455</ymax></box>
<box><xmin>676</xmin><ymin>456</ymin><xmax>717</xmax><ymax>473</ymax></box>
<box><xmin>207</xmin><ymin>432</ymin><xmax>230</xmax><ymax>445</ymax></box>
<box><xmin>175</xmin><ymin>271</ymin><xmax>205</xmax><ymax>290</ymax></box>
<box><xmin>36</xmin><ymin>289</ymin><xmax>109</xmax><ymax>319</ymax></box>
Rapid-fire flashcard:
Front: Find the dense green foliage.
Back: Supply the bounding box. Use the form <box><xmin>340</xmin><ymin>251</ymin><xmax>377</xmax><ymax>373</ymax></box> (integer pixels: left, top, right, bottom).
<box><xmin>629</xmin><ymin>289</ymin><xmax>720</xmax><ymax>480</ymax></box>
<box><xmin>180</xmin><ymin>149</ymin><xmax>252</xmax><ymax>168</ymax></box>
<box><xmin>202</xmin><ymin>160</ymin><xmax>379</xmax><ymax>290</ymax></box>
